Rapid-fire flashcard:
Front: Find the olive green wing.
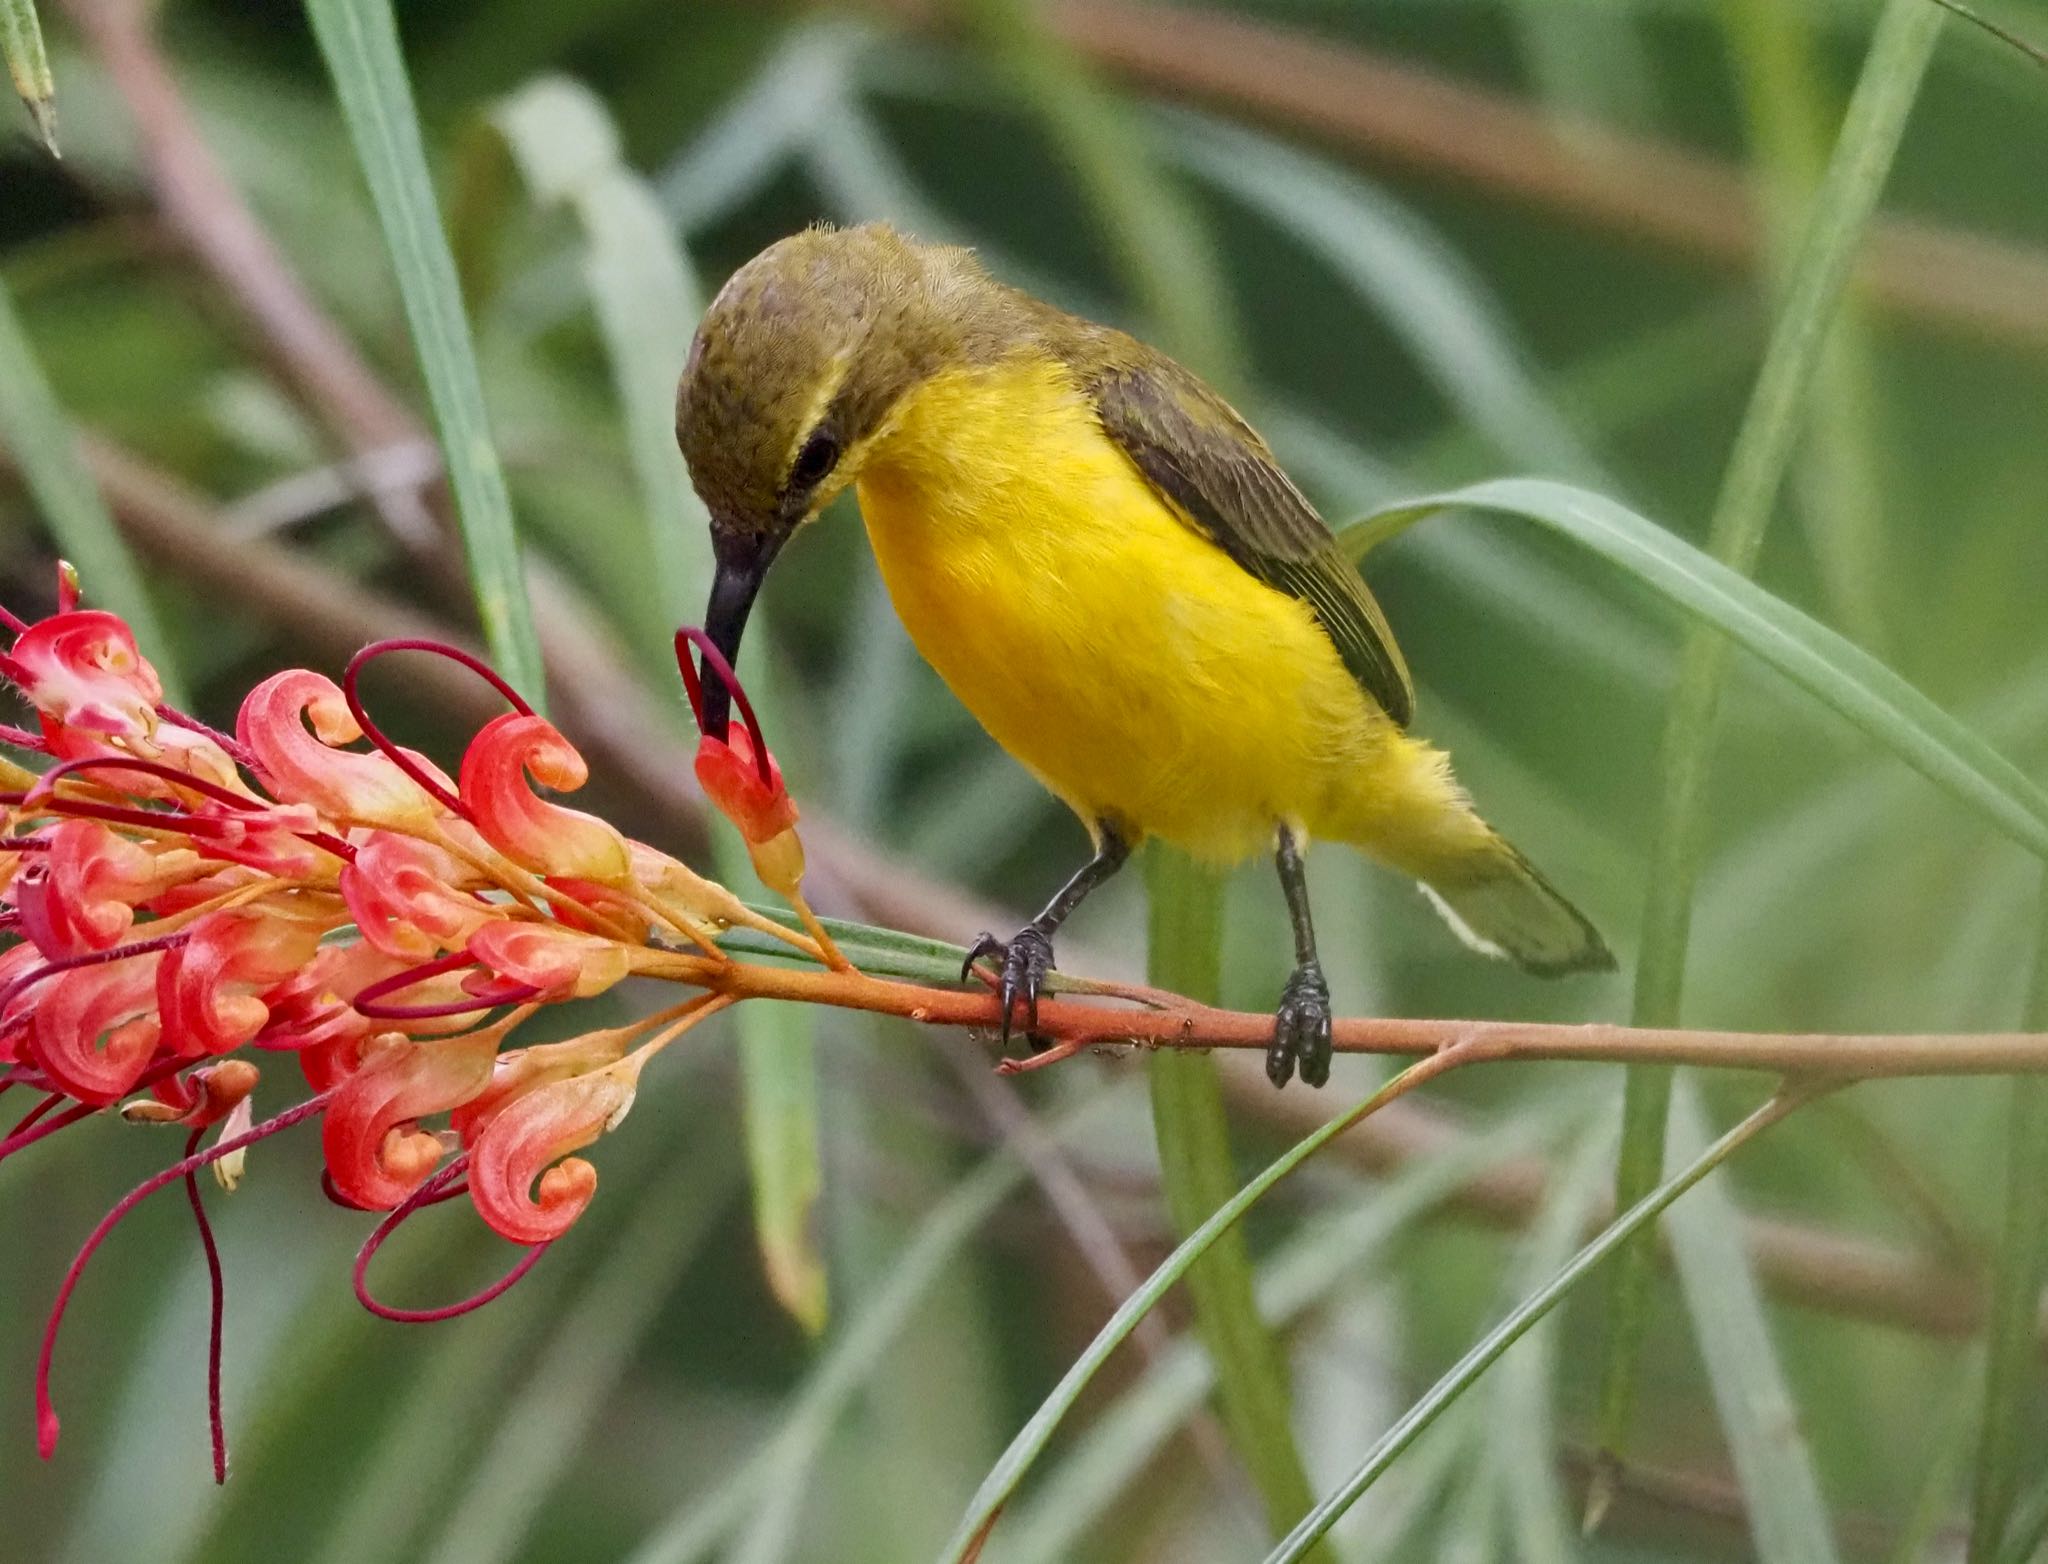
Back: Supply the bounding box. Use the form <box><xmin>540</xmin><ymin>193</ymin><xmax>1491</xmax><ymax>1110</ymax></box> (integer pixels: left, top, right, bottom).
<box><xmin>1086</xmin><ymin>356</ymin><xmax>1416</xmax><ymax>727</ymax></box>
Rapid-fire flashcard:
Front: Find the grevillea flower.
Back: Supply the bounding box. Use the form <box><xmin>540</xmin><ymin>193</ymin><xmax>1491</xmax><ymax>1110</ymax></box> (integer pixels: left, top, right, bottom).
<box><xmin>0</xmin><ymin>573</ymin><xmax>832</xmax><ymax>1480</ymax></box>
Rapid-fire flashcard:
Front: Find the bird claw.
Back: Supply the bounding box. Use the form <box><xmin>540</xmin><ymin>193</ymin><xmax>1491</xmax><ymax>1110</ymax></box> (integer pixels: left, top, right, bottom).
<box><xmin>1268</xmin><ymin>961</ymin><xmax>1332</xmax><ymax>1089</ymax></box>
<box><xmin>963</xmin><ymin>924</ymin><xmax>1057</xmax><ymax>1047</ymax></box>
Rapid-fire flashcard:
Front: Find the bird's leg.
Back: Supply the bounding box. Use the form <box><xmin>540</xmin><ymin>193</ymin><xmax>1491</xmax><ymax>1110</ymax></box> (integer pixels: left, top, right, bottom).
<box><xmin>964</xmin><ymin>821</ymin><xmax>1131</xmax><ymax>1046</ymax></box>
<box><xmin>1269</xmin><ymin>825</ymin><xmax>1333</xmax><ymax>1089</ymax></box>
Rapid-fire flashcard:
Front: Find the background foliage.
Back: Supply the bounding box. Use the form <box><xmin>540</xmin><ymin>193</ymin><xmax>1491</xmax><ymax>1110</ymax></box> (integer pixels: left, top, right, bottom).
<box><xmin>5</xmin><ymin>0</ymin><xmax>2048</xmax><ymax>1560</ymax></box>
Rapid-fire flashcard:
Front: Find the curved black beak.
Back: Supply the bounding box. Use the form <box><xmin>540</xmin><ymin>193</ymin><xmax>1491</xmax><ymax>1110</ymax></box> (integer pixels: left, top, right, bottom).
<box><xmin>698</xmin><ymin>535</ymin><xmax>771</xmax><ymax>740</ymax></box>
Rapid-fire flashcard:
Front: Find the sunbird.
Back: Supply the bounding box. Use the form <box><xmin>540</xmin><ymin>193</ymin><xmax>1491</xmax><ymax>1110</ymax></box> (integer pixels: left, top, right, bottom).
<box><xmin>676</xmin><ymin>224</ymin><xmax>1612</xmax><ymax>1088</ymax></box>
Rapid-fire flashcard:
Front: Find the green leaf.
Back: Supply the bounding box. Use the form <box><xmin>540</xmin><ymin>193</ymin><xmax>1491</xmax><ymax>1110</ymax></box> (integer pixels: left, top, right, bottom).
<box><xmin>1</xmin><ymin>0</ymin><xmax>55</xmax><ymax>154</ymax></box>
<box><xmin>1601</xmin><ymin>0</ymin><xmax>1944</xmax><ymax>1489</ymax></box>
<box><xmin>1967</xmin><ymin>880</ymin><xmax>2048</xmax><ymax>1564</ymax></box>
<box><xmin>996</xmin><ymin>1095</ymin><xmax>1590</xmax><ymax>1564</ymax></box>
<box><xmin>1341</xmin><ymin>479</ymin><xmax>2048</xmax><ymax>868</ymax></box>
<box><xmin>1145</xmin><ymin>847</ymin><xmax>1329</xmax><ymax>1556</ymax></box>
<box><xmin>1261</xmin><ymin>1087</ymin><xmax>1820</xmax><ymax>1563</ymax></box>
<box><xmin>305</xmin><ymin>0</ymin><xmax>545</xmax><ymax>707</ymax></box>
<box><xmin>0</xmin><ymin>273</ymin><xmax>183</xmax><ymax>703</ymax></box>
<box><xmin>488</xmin><ymin>74</ymin><xmax>709</xmax><ymax>675</ymax></box>
<box><xmin>1666</xmin><ymin>1081</ymin><xmax>1842</xmax><ymax>1564</ymax></box>
<box><xmin>939</xmin><ymin>1054</ymin><xmax>1451</xmax><ymax>1563</ymax></box>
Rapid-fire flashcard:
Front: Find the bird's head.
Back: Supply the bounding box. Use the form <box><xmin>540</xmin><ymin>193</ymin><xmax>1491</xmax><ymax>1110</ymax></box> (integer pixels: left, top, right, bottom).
<box><xmin>676</xmin><ymin>222</ymin><xmax>952</xmax><ymax>736</ymax></box>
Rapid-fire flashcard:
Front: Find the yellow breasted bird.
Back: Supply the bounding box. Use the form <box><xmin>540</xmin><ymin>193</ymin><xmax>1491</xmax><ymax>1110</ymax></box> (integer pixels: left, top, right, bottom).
<box><xmin>676</xmin><ymin>223</ymin><xmax>1613</xmax><ymax>1088</ymax></box>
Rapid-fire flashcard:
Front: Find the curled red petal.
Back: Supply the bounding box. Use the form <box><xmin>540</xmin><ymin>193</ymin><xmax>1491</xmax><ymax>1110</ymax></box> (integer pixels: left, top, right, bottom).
<box><xmin>458</xmin><ymin>714</ymin><xmax>631</xmax><ymax>882</ymax></box>
<box><xmin>466</xmin><ymin>1058</ymin><xmax>638</xmax><ymax>1242</ymax></box>
<box><xmin>236</xmin><ymin>670</ymin><xmax>438</xmax><ymax>828</ymax></box>
<box><xmin>25</xmin><ymin>953</ymin><xmax>163</xmax><ymax>1104</ymax></box>
<box><xmin>449</xmin><ymin>1027</ymin><xmax>632</xmax><ymax>1146</ymax></box>
<box><xmin>10</xmin><ymin>819</ymin><xmax>158</xmax><ymax>958</ymax></box>
<box><xmin>3</xmin><ymin>610</ymin><xmax>162</xmax><ymax>739</ymax></box>
<box><xmin>320</xmin><ymin>1030</ymin><xmax>501</xmax><ymax>1210</ymax></box>
<box><xmin>157</xmin><ymin>905</ymin><xmax>334</xmax><ymax>1058</ymax></box>
<box><xmin>465</xmin><ymin>920</ymin><xmax>629</xmax><ymax>1001</ymax></box>
<box><xmin>340</xmin><ymin>831</ymin><xmax>494</xmax><ymax>959</ymax></box>
<box><xmin>694</xmin><ymin>730</ymin><xmax>797</xmax><ymax>844</ymax></box>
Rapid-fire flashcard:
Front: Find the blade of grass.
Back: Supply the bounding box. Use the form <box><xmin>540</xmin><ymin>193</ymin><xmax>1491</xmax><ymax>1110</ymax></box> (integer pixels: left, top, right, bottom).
<box><xmin>1261</xmin><ymin>1085</ymin><xmax>1824</xmax><ymax>1563</ymax></box>
<box><xmin>940</xmin><ymin>1050</ymin><xmax>1467</xmax><ymax>1563</ymax></box>
<box><xmin>1966</xmin><ymin>880</ymin><xmax>2048</xmax><ymax>1564</ymax></box>
<box><xmin>1340</xmin><ymin>478</ymin><xmax>2048</xmax><ymax>863</ymax></box>
<box><xmin>1598</xmin><ymin>0</ymin><xmax>1944</xmax><ymax>1494</ymax></box>
<box><xmin>489</xmin><ymin>74</ymin><xmax>706</xmax><ymax>683</ymax></box>
<box><xmin>489</xmin><ymin>70</ymin><xmax>832</xmax><ymax>1337</ymax></box>
<box><xmin>1667</xmin><ymin>1079</ymin><xmax>1843</xmax><ymax>1564</ymax></box>
<box><xmin>305</xmin><ymin>0</ymin><xmax>545</xmax><ymax>706</ymax></box>
<box><xmin>996</xmin><ymin>1095</ymin><xmax>1589</xmax><ymax>1564</ymax></box>
<box><xmin>2</xmin><ymin>0</ymin><xmax>55</xmax><ymax>152</ymax></box>
<box><xmin>0</xmin><ymin>273</ymin><xmax>183</xmax><ymax>701</ymax></box>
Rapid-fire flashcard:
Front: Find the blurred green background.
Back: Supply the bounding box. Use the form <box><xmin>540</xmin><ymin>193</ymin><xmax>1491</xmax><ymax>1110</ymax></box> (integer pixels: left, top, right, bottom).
<box><xmin>5</xmin><ymin>0</ymin><xmax>2048</xmax><ymax>1559</ymax></box>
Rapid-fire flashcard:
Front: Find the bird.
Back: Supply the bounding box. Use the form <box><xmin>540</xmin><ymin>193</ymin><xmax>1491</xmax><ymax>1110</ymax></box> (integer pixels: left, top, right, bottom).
<box><xmin>674</xmin><ymin>223</ymin><xmax>1612</xmax><ymax>1088</ymax></box>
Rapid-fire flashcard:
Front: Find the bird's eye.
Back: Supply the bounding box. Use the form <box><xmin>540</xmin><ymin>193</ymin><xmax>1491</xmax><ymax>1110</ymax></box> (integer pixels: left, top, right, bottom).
<box><xmin>790</xmin><ymin>431</ymin><xmax>840</xmax><ymax>489</ymax></box>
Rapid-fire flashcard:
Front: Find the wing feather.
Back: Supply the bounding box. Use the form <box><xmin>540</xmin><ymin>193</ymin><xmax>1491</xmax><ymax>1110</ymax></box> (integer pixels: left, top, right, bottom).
<box><xmin>1086</xmin><ymin>356</ymin><xmax>1416</xmax><ymax>727</ymax></box>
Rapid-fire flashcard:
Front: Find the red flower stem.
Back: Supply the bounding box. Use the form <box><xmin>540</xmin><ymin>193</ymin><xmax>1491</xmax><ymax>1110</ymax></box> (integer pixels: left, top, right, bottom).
<box><xmin>0</xmin><ymin>723</ymin><xmax>48</xmax><ymax>752</ymax></box>
<box><xmin>35</xmin><ymin>1090</ymin><xmax>336</xmax><ymax>1460</ymax></box>
<box><xmin>675</xmin><ymin>627</ymin><xmax>775</xmax><ymax>787</ymax></box>
<box><xmin>347</xmin><ymin>952</ymin><xmax>540</xmax><ymax>1020</ymax></box>
<box><xmin>0</xmin><ymin>929</ymin><xmax>194</xmax><ymax>1016</ymax></box>
<box><xmin>7</xmin><ymin>1091</ymin><xmax>64</xmax><ymax>1139</ymax></box>
<box><xmin>154</xmin><ymin>702</ymin><xmax>257</xmax><ymax>770</ymax></box>
<box><xmin>0</xmin><ymin>604</ymin><xmax>29</xmax><ymax>635</ymax></box>
<box><xmin>351</xmin><ymin>1155</ymin><xmax>549</xmax><ymax>1323</ymax></box>
<box><xmin>341</xmin><ymin>640</ymin><xmax>535</xmax><ymax>822</ymax></box>
<box><xmin>0</xmin><ymin>1054</ymin><xmax>203</xmax><ymax>1166</ymax></box>
<box><xmin>180</xmin><ymin>1124</ymin><xmax>229</xmax><ymax>1485</ymax></box>
<box><xmin>17</xmin><ymin>759</ymin><xmax>356</xmax><ymax>863</ymax></box>
<box><xmin>0</xmin><ymin>839</ymin><xmax>51</xmax><ymax>851</ymax></box>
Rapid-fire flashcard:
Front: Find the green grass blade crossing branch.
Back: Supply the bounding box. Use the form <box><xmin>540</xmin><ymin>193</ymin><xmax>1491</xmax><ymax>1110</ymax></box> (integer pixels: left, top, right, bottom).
<box><xmin>1595</xmin><ymin>0</ymin><xmax>1946</xmax><ymax>1494</ymax></box>
<box><xmin>305</xmin><ymin>0</ymin><xmax>545</xmax><ymax>707</ymax></box>
<box><xmin>1966</xmin><ymin>884</ymin><xmax>2048</xmax><ymax>1564</ymax></box>
<box><xmin>1263</xmin><ymin>1088</ymin><xmax>1820</xmax><ymax>1563</ymax></box>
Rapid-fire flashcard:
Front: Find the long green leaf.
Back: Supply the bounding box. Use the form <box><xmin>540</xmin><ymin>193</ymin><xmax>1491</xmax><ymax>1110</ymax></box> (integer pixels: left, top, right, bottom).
<box><xmin>1967</xmin><ymin>880</ymin><xmax>2048</xmax><ymax>1564</ymax></box>
<box><xmin>995</xmin><ymin>1096</ymin><xmax>1589</xmax><ymax>1563</ymax></box>
<box><xmin>1667</xmin><ymin>1081</ymin><xmax>1843</xmax><ymax>1564</ymax></box>
<box><xmin>305</xmin><ymin>0</ymin><xmax>545</xmax><ymax>706</ymax></box>
<box><xmin>1600</xmin><ymin>0</ymin><xmax>1944</xmax><ymax>1492</ymax></box>
<box><xmin>0</xmin><ymin>273</ymin><xmax>183</xmax><ymax>702</ymax></box>
<box><xmin>1341</xmin><ymin>478</ymin><xmax>2048</xmax><ymax>862</ymax></box>
<box><xmin>940</xmin><ymin>1055</ymin><xmax>1450</xmax><ymax>1563</ymax></box>
<box><xmin>1263</xmin><ymin>1088</ymin><xmax>1819</xmax><ymax>1562</ymax></box>
<box><xmin>1</xmin><ymin>0</ymin><xmax>55</xmax><ymax>153</ymax></box>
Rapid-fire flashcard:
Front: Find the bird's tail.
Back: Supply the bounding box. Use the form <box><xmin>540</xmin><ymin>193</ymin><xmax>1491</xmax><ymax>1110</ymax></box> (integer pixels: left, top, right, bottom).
<box><xmin>1334</xmin><ymin>733</ymin><xmax>1614</xmax><ymax>976</ymax></box>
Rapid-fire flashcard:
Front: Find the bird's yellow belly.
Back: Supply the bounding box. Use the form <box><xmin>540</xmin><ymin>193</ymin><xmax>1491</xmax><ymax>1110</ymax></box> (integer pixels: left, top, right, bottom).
<box><xmin>854</xmin><ymin>361</ymin><xmax>1393</xmax><ymax>862</ymax></box>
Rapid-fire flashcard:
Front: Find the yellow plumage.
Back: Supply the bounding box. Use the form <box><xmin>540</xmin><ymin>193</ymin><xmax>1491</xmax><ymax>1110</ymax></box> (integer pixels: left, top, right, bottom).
<box><xmin>857</xmin><ymin>356</ymin><xmax>1487</xmax><ymax>872</ymax></box>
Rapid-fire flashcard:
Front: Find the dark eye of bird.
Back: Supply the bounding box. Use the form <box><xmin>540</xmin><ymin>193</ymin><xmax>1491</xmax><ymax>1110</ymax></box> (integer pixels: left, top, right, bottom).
<box><xmin>790</xmin><ymin>431</ymin><xmax>840</xmax><ymax>489</ymax></box>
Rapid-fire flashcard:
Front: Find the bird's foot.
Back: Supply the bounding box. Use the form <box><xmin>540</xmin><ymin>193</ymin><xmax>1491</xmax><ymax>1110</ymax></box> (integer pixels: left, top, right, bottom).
<box><xmin>1268</xmin><ymin>960</ymin><xmax>1332</xmax><ymax>1089</ymax></box>
<box><xmin>962</xmin><ymin>923</ymin><xmax>1058</xmax><ymax>1047</ymax></box>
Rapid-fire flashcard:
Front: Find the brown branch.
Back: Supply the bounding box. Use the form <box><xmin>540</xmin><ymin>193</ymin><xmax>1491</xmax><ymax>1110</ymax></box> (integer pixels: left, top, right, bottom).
<box><xmin>704</xmin><ymin>958</ymin><xmax>2048</xmax><ymax>1078</ymax></box>
<box><xmin>858</xmin><ymin>0</ymin><xmax>2048</xmax><ymax>354</ymax></box>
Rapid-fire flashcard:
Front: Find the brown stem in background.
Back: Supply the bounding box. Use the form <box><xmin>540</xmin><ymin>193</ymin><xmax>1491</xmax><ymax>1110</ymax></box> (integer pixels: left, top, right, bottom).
<box><xmin>859</xmin><ymin>0</ymin><xmax>2048</xmax><ymax>353</ymax></box>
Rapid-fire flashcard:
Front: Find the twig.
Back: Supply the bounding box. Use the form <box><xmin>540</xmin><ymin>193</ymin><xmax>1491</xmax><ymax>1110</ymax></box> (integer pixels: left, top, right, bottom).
<box><xmin>711</xmin><ymin>958</ymin><xmax>2048</xmax><ymax>1078</ymax></box>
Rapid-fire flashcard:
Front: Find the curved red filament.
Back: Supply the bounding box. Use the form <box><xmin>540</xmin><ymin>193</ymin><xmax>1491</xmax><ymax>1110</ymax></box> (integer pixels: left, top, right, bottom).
<box><xmin>341</xmin><ymin>639</ymin><xmax>537</xmax><ymax>822</ymax></box>
<box><xmin>351</xmin><ymin>1155</ymin><xmax>549</xmax><ymax>1323</ymax></box>
<box><xmin>35</xmin><ymin>1091</ymin><xmax>335</xmax><ymax>1461</ymax></box>
<box><xmin>180</xmin><ymin>1125</ymin><xmax>228</xmax><ymax>1484</ymax></box>
<box><xmin>674</xmin><ymin>626</ymin><xmax>775</xmax><ymax>788</ymax></box>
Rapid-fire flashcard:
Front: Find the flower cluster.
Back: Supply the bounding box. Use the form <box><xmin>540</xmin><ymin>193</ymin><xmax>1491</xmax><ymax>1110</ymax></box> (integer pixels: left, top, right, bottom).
<box><xmin>0</xmin><ymin>569</ymin><xmax>826</xmax><ymax>1477</ymax></box>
